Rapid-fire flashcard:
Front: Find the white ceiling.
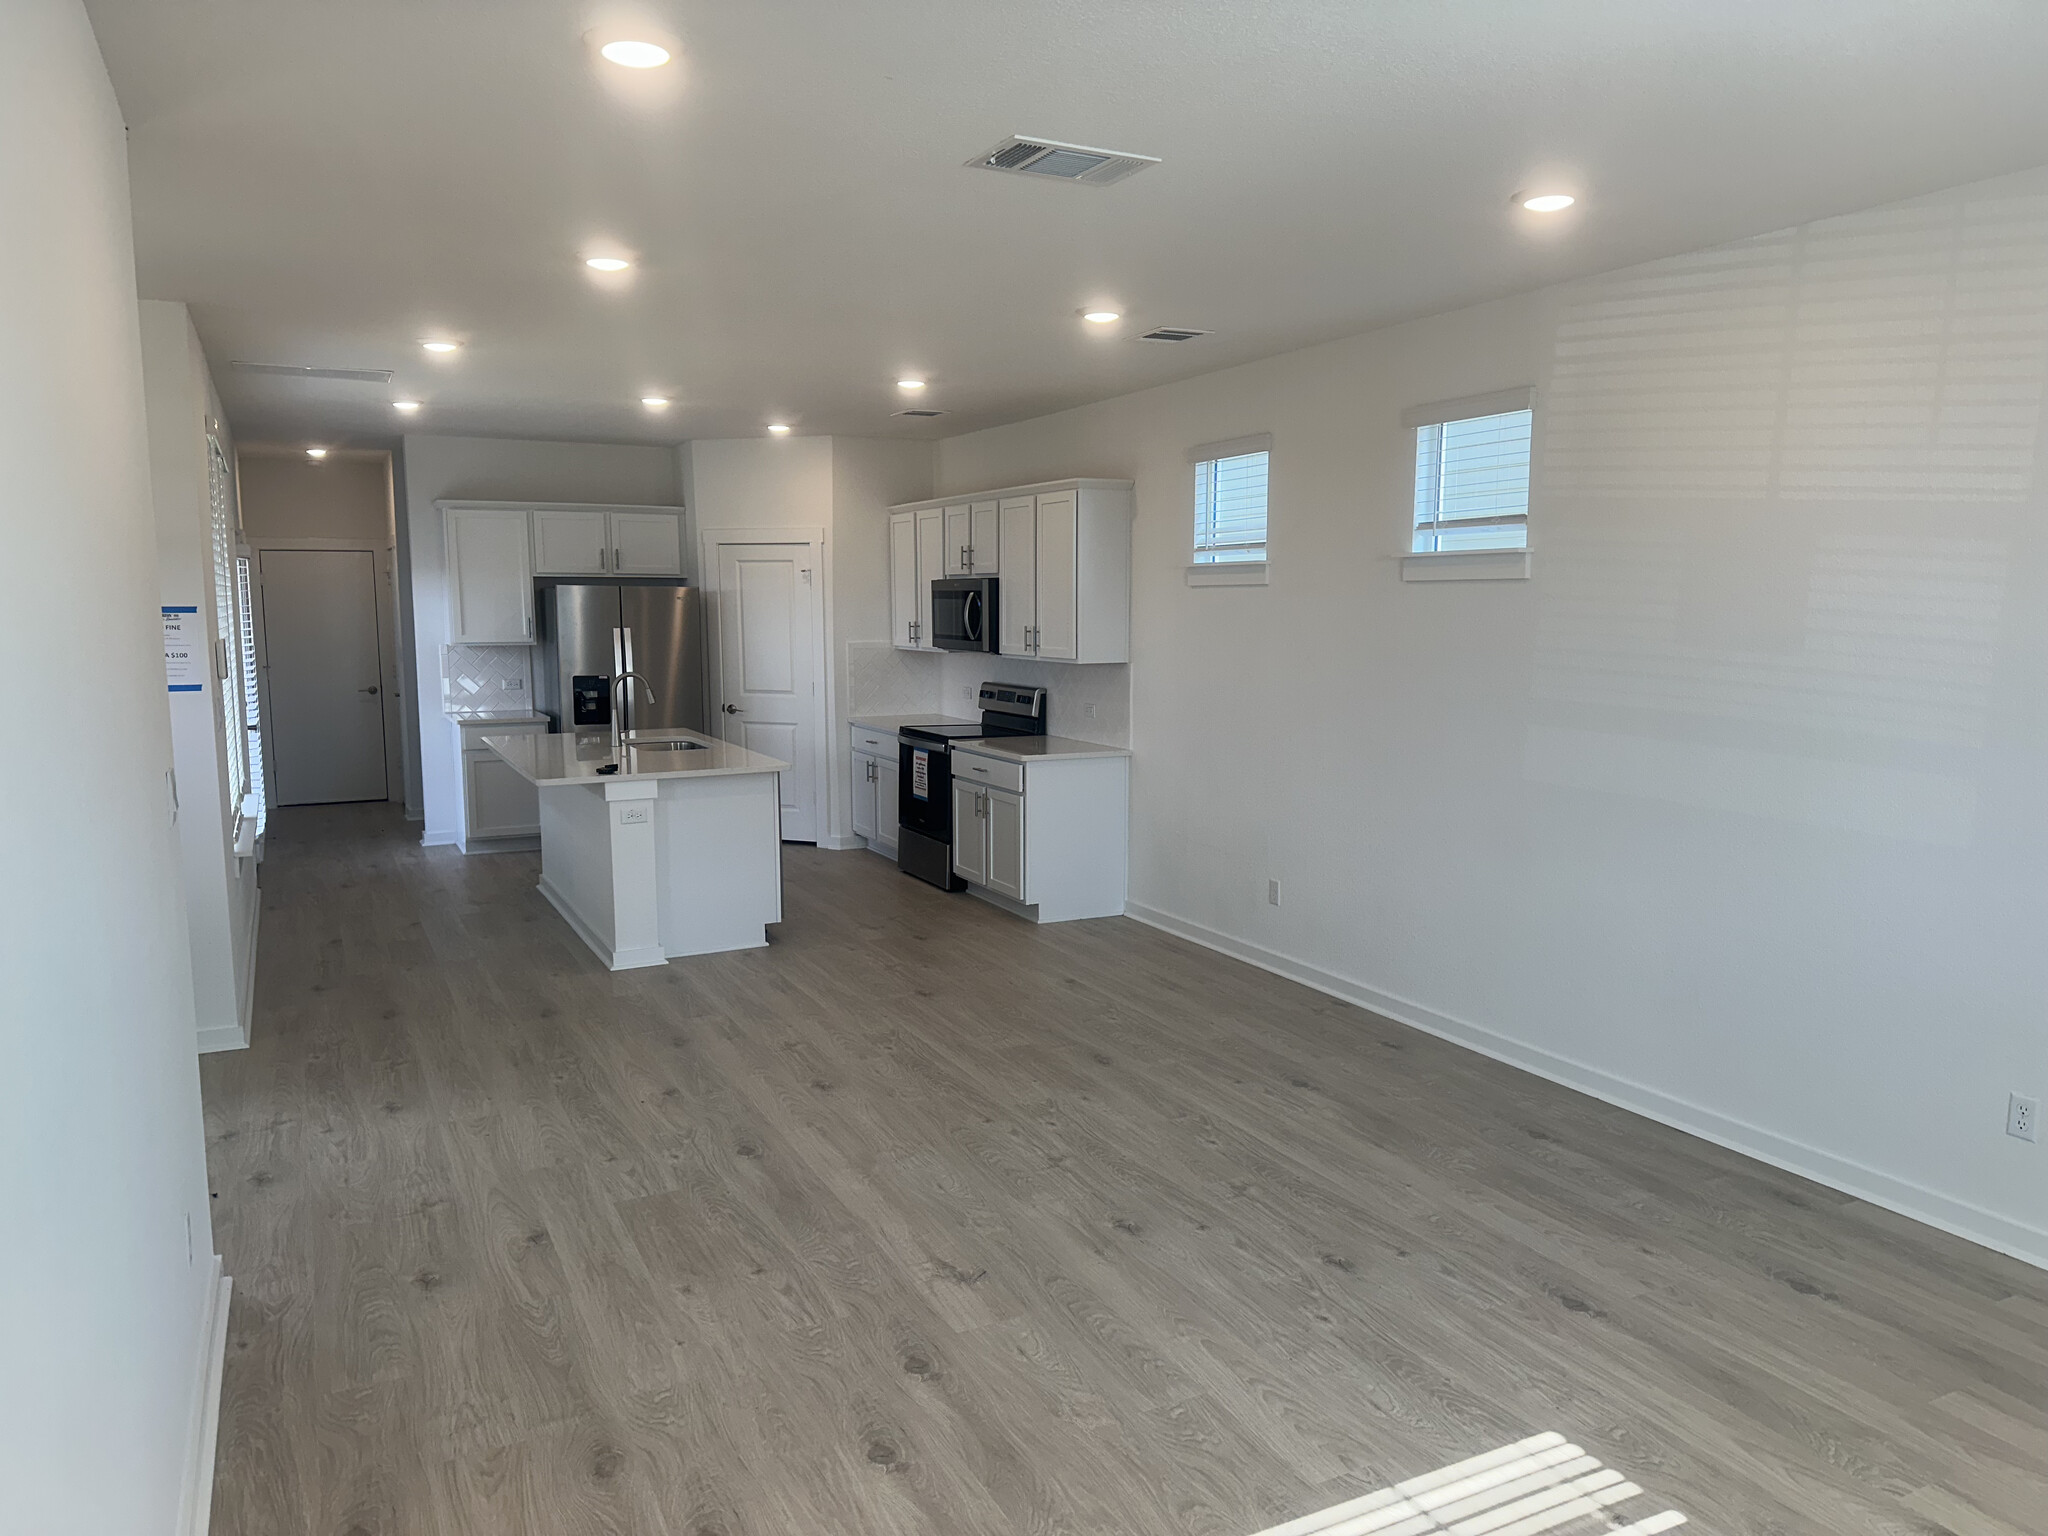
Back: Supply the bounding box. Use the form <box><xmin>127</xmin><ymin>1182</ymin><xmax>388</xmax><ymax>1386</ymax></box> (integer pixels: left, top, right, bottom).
<box><xmin>85</xmin><ymin>0</ymin><xmax>2048</xmax><ymax>450</ymax></box>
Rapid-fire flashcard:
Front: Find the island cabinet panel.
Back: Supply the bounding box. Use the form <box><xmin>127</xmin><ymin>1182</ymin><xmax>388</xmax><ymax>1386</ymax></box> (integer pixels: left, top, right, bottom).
<box><xmin>445</xmin><ymin>506</ymin><xmax>535</xmax><ymax>643</ymax></box>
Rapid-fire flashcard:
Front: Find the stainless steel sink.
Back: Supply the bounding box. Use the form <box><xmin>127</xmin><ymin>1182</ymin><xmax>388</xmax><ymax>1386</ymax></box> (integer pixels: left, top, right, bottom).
<box><xmin>624</xmin><ymin>738</ymin><xmax>705</xmax><ymax>752</ymax></box>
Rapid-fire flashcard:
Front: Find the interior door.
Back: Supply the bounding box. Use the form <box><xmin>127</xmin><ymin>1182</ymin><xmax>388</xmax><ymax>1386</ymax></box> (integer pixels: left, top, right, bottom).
<box><xmin>259</xmin><ymin>549</ymin><xmax>388</xmax><ymax>804</ymax></box>
<box><xmin>889</xmin><ymin>513</ymin><xmax>917</xmax><ymax>648</ymax></box>
<box><xmin>997</xmin><ymin>497</ymin><xmax>1036</xmax><ymax>654</ymax></box>
<box><xmin>914</xmin><ymin>507</ymin><xmax>944</xmax><ymax>649</ymax></box>
<box><xmin>713</xmin><ymin>541</ymin><xmax>820</xmax><ymax>841</ymax></box>
<box><xmin>1033</xmin><ymin>490</ymin><xmax>1079</xmax><ymax>661</ymax></box>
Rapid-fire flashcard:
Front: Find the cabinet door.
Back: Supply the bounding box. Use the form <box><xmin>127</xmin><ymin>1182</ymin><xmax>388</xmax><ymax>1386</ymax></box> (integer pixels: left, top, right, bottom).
<box><xmin>914</xmin><ymin>507</ymin><xmax>945</xmax><ymax>649</ymax></box>
<box><xmin>996</xmin><ymin>497</ymin><xmax>1036</xmax><ymax>654</ymax></box>
<box><xmin>1032</xmin><ymin>491</ymin><xmax>1079</xmax><ymax>661</ymax></box>
<box><xmin>850</xmin><ymin>750</ymin><xmax>876</xmax><ymax>842</ymax></box>
<box><xmin>873</xmin><ymin>753</ymin><xmax>900</xmax><ymax>851</ymax></box>
<box><xmin>951</xmin><ymin>781</ymin><xmax>987</xmax><ymax>885</ymax></box>
<box><xmin>968</xmin><ymin>500</ymin><xmax>1000</xmax><ymax>574</ymax></box>
<box><xmin>446</xmin><ymin>507</ymin><xmax>534</xmax><ymax>644</ymax></box>
<box><xmin>532</xmin><ymin>509</ymin><xmax>609</xmax><ymax>575</ymax></box>
<box><xmin>942</xmin><ymin>505</ymin><xmax>972</xmax><ymax>577</ymax></box>
<box><xmin>888</xmin><ymin>512</ymin><xmax>918</xmax><ymax>649</ymax></box>
<box><xmin>465</xmin><ymin>751</ymin><xmax>540</xmax><ymax>838</ymax></box>
<box><xmin>986</xmin><ymin>786</ymin><xmax>1025</xmax><ymax>901</ymax></box>
<box><xmin>611</xmin><ymin>511</ymin><xmax>684</xmax><ymax>576</ymax></box>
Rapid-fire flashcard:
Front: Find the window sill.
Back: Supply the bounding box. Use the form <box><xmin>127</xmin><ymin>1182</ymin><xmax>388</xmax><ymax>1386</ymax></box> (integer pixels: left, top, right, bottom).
<box><xmin>1401</xmin><ymin>549</ymin><xmax>1529</xmax><ymax>583</ymax></box>
<box><xmin>1187</xmin><ymin>562</ymin><xmax>1268</xmax><ymax>587</ymax></box>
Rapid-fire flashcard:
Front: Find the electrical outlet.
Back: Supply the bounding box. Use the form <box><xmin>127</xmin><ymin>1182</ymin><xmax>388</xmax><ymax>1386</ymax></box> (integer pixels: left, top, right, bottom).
<box><xmin>1085</xmin><ymin>702</ymin><xmax>1097</xmax><ymax>719</ymax></box>
<box><xmin>617</xmin><ymin>803</ymin><xmax>651</xmax><ymax>826</ymax></box>
<box><xmin>506</xmin><ymin>677</ymin><xmax>524</xmax><ymax>691</ymax></box>
<box><xmin>1268</xmin><ymin>879</ymin><xmax>1282</xmax><ymax>907</ymax></box>
<box><xmin>2009</xmin><ymin>1093</ymin><xmax>2039</xmax><ymax>1142</ymax></box>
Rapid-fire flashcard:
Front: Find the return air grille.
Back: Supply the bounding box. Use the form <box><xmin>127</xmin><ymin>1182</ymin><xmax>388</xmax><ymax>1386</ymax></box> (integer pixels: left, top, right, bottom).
<box><xmin>971</xmin><ymin>136</ymin><xmax>1159</xmax><ymax>187</ymax></box>
<box><xmin>893</xmin><ymin>409</ymin><xmax>946</xmax><ymax>418</ymax></box>
<box><xmin>226</xmin><ymin>362</ymin><xmax>394</xmax><ymax>384</ymax></box>
<box><xmin>1136</xmin><ymin>327</ymin><xmax>1211</xmax><ymax>343</ymax></box>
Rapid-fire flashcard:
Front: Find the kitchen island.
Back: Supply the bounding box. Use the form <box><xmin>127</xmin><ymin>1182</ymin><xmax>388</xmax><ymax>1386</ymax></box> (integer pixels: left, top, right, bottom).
<box><xmin>483</xmin><ymin>728</ymin><xmax>789</xmax><ymax>969</ymax></box>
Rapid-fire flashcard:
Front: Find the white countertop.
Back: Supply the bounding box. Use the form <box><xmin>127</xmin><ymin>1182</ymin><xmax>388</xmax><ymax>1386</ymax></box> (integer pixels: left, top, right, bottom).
<box><xmin>447</xmin><ymin>709</ymin><xmax>547</xmax><ymax>724</ymax></box>
<box><xmin>848</xmin><ymin>713</ymin><xmax>977</xmax><ymax>733</ymax></box>
<box><xmin>483</xmin><ymin>727</ymin><xmax>789</xmax><ymax>785</ymax></box>
<box><xmin>955</xmin><ymin>734</ymin><xmax>1130</xmax><ymax>763</ymax></box>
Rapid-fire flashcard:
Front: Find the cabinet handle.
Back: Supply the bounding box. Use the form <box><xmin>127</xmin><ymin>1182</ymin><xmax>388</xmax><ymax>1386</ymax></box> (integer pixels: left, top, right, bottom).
<box><xmin>525</xmin><ymin>615</ymin><xmax>533</xmax><ymax>638</ymax></box>
<box><xmin>615</xmin><ymin>547</ymin><xmax>622</xmax><ymax>570</ymax></box>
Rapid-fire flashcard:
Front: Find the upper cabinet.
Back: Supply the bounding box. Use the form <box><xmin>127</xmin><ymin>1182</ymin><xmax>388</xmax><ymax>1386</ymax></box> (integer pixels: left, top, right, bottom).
<box><xmin>942</xmin><ymin>499</ymin><xmax>1001</xmax><ymax>577</ymax></box>
<box><xmin>445</xmin><ymin>505</ymin><xmax>536</xmax><ymax>644</ymax></box>
<box><xmin>532</xmin><ymin>505</ymin><xmax>685</xmax><ymax>577</ymax></box>
<box><xmin>889</xmin><ymin>505</ymin><xmax>946</xmax><ymax>650</ymax></box>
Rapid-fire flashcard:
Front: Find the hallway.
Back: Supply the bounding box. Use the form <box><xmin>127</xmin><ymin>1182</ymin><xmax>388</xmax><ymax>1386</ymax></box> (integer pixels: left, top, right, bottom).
<box><xmin>200</xmin><ymin>807</ymin><xmax>2048</xmax><ymax>1535</ymax></box>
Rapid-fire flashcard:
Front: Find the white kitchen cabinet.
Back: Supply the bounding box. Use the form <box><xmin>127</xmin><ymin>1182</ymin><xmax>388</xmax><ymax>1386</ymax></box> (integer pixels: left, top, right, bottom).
<box><xmin>531</xmin><ymin>508</ymin><xmax>610</xmax><ymax>576</ymax></box>
<box><xmin>874</xmin><ymin>754</ymin><xmax>899</xmax><ymax>850</ymax></box>
<box><xmin>531</xmin><ymin>505</ymin><xmax>686</xmax><ymax>577</ymax></box>
<box><xmin>1032</xmin><ymin>489</ymin><xmax>1079</xmax><ymax>661</ymax></box>
<box><xmin>849</xmin><ymin>724</ymin><xmax>900</xmax><ymax>855</ymax></box>
<box><xmin>888</xmin><ymin>506</ymin><xmax>946</xmax><ymax>650</ymax></box>
<box><xmin>942</xmin><ymin>499</ymin><xmax>1001</xmax><ymax>576</ymax></box>
<box><xmin>444</xmin><ymin>505</ymin><xmax>535</xmax><ymax>644</ymax></box>
<box><xmin>949</xmin><ymin>746</ymin><xmax>1127</xmax><ymax>921</ymax></box>
<box><xmin>455</xmin><ymin>717</ymin><xmax>548</xmax><ymax>852</ymax></box>
<box><xmin>611</xmin><ymin>511</ymin><xmax>684</xmax><ymax>575</ymax></box>
<box><xmin>996</xmin><ymin>496</ymin><xmax>1035</xmax><ymax>656</ymax></box>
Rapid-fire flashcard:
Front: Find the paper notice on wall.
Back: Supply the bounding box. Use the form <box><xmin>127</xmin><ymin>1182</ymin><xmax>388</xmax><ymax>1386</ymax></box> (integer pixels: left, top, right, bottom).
<box><xmin>911</xmin><ymin>748</ymin><xmax>930</xmax><ymax>801</ymax></box>
<box><xmin>163</xmin><ymin>606</ymin><xmax>203</xmax><ymax>692</ymax></box>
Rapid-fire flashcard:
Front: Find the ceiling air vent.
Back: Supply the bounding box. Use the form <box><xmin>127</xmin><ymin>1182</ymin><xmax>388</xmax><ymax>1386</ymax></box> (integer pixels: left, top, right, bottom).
<box><xmin>893</xmin><ymin>408</ymin><xmax>946</xmax><ymax>418</ymax></box>
<box><xmin>227</xmin><ymin>361</ymin><xmax>394</xmax><ymax>384</ymax></box>
<box><xmin>1135</xmin><ymin>327</ymin><xmax>1211</xmax><ymax>343</ymax></box>
<box><xmin>970</xmin><ymin>136</ymin><xmax>1159</xmax><ymax>187</ymax></box>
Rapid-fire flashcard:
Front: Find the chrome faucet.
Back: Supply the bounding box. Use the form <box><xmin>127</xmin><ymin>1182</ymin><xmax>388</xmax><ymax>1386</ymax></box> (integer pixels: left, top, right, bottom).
<box><xmin>610</xmin><ymin>670</ymin><xmax>657</xmax><ymax>760</ymax></box>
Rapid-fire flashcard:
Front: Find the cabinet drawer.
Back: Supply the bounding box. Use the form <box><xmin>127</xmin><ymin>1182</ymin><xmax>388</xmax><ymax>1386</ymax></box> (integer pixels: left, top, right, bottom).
<box><xmin>850</xmin><ymin>725</ymin><xmax>897</xmax><ymax>756</ymax></box>
<box><xmin>952</xmin><ymin>750</ymin><xmax>1022</xmax><ymax>794</ymax></box>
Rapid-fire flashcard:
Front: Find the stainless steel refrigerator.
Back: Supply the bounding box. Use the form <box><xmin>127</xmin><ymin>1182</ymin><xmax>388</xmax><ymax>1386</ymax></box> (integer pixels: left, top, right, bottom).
<box><xmin>535</xmin><ymin>581</ymin><xmax>707</xmax><ymax>736</ymax></box>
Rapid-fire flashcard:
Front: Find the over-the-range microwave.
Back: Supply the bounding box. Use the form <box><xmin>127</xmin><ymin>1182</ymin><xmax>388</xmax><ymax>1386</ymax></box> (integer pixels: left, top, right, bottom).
<box><xmin>929</xmin><ymin>576</ymin><xmax>998</xmax><ymax>652</ymax></box>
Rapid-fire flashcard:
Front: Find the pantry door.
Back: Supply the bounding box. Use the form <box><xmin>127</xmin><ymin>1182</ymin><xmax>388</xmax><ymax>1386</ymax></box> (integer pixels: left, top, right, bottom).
<box><xmin>704</xmin><ymin>533</ymin><xmax>825</xmax><ymax>842</ymax></box>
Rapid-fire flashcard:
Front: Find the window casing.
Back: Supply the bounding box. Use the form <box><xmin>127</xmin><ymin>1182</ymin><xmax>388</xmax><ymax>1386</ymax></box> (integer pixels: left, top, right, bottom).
<box><xmin>1189</xmin><ymin>433</ymin><xmax>1271</xmax><ymax>564</ymax></box>
<box><xmin>1407</xmin><ymin>389</ymin><xmax>1533</xmax><ymax>554</ymax></box>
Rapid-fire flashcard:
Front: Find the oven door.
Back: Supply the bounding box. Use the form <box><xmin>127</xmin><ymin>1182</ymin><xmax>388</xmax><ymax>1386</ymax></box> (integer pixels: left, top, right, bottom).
<box><xmin>930</xmin><ymin>578</ymin><xmax>996</xmax><ymax>652</ymax></box>
<box><xmin>898</xmin><ymin>738</ymin><xmax>953</xmax><ymax>839</ymax></box>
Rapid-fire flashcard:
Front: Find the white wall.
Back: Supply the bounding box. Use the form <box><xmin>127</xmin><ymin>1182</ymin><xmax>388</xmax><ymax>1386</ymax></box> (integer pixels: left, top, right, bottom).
<box><xmin>0</xmin><ymin>5</ymin><xmax>224</xmax><ymax>1531</ymax></box>
<box><xmin>141</xmin><ymin>299</ymin><xmax>260</xmax><ymax>1053</ymax></box>
<box><xmin>402</xmin><ymin>433</ymin><xmax>679</xmax><ymax>843</ymax></box>
<box><xmin>938</xmin><ymin>165</ymin><xmax>2048</xmax><ymax>1268</ymax></box>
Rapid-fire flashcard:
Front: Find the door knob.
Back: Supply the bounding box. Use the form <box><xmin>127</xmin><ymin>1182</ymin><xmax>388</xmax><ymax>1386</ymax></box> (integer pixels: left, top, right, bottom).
<box><xmin>723</xmin><ymin>703</ymin><xmax>742</xmax><ymax>714</ymax></box>
<box><xmin>358</xmin><ymin>685</ymin><xmax>379</xmax><ymax>695</ymax></box>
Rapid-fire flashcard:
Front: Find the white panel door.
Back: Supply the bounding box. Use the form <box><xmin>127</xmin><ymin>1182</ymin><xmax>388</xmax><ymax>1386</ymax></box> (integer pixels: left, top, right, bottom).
<box><xmin>951</xmin><ymin>782</ymin><xmax>987</xmax><ymax>885</ymax></box>
<box><xmin>873</xmin><ymin>752</ymin><xmax>900</xmax><ymax>851</ymax></box>
<box><xmin>445</xmin><ymin>506</ymin><xmax>533</xmax><ymax>643</ymax></box>
<box><xmin>888</xmin><ymin>512</ymin><xmax>917</xmax><ymax>648</ymax></box>
<box><xmin>611</xmin><ymin>511</ymin><xmax>684</xmax><ymax>575</ymax></box>
<box><xmin>260</xmin><ymin>549</ymin><xmax>388</xmax><ymax>804</ymax></box>
<box><xmin>532</xmin><ymin>509</ymin><xmax>609</xmax><ymax>575</ymax></box>
<box><xmin>942</xmin><ymin>504</ymin><xmax>972</xmax><ymax>577</ymax></box>
<box><xmin>968</xmin><ymin>500</ymin><xmax>1001</xmax><ymax>574</ymax></box>
<box><xmin>1033</xmin><ymin>491</ymin><xmax>1079</xmax><ymax>661</ymax></box>
<box><xmin>986</xmin><ymin>786</ymin><xmax>1025</xmax><ymax>900</ymax></box>
<box><xmin>715</xmin><ymin>541</ymin><xmax>819</xmax><ymax>842</ymax></box>
<box><xmin>997</xmin><ymin>497</ymin><xmax>1036</xmax><ymax>655</ymax></box>
<box><xmin>914</xmin><ymin>506</ymin><xmax>944</xmax><ymax>650</ymax></box>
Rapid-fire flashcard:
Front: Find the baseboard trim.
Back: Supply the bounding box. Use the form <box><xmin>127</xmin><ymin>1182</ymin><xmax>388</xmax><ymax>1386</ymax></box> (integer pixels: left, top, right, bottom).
<box><xmin>420</xmin><ymin>828</ymin><xmax>459</xmax><ymax>847</ymax></box>
<box><xmin>200</xmin><ymin>904</ymin><xmax>261</xmax><ymax>1055</ymax></box>
<box><xmin>176</xmin><ymin>1260</ymin><xmax>232</xmax><ymax>1536</ymax></box>
<box><xmin>536</xmin><ymin>876</ymin><xmax>667</xmax><ymax>971</ymax></box>
<box><xmin>817</xmin><ymin>833</ymin><xmax>865</xmax><ymax>851</ymax></box>
<box><xmin>1123</xmin><ymin>901</ymin><xmax>2048</xmax><ymax>1272</ymax></box>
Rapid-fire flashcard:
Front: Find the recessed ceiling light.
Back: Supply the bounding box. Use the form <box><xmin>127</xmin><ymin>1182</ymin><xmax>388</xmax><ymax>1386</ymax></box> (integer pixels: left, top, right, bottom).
<box><xmin>392</xmin><ymin>400</ymin><xmax>421</xmax><ymax>413</ymax></box>
<box><xmin>642</xmin><ymin>396</ymin><xmax>671</xmax><ymax>409</ymax></box>
<box><xmin>767</xmin><ymin>422</ymin><xmax>791</xmax><ymax>435</ymax></box>
<box><xmin>896</xmin><ymin>378</ymin><xmax>926</xmax><ymax>391</ymax></box>
<box><xmin>586</xmin><ymin>256</ymin><xmax>631</xmax><ymax>272</ymax></box>
<box><xmin>600</xmin><ymin>39</ymin><xmax>670</xmax><ymax>68</ymax></box>
<box><xmin>1082</xmin><ymin>310</ymin><xmax>1121</xmax><ymax>324</ymax></box>
<box><xmin>306</xmin><ymin>447</ymin><xmax>328</xmax><ymax>459</ymax></box>
<box><xmin>1519</xmin><ymin>193</ymin><xmax>1576</xmax><ymax>213</ymax></box>
<box><xmin>421</xmin><ymin>339</ymin><xmax>459</xmax><ymax>353</ymax></box>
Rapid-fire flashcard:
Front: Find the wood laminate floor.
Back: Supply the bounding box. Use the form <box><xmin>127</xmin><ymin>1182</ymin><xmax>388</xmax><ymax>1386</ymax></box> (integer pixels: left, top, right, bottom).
<box><xmin>201</xmin><ymin>804</ymin><xmax>2048</xmax><ymax>1536</ymax></box>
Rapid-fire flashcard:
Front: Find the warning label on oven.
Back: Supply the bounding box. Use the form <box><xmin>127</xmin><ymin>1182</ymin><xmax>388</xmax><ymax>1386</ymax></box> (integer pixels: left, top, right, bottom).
<box><xmin>911</xmin><ymin>748</ymin><xmax>930</xmax><ymax>801</ymax></box>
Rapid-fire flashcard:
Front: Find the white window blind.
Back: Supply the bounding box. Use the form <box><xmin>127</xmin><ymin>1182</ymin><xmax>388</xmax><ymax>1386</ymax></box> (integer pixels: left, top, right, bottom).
<box><xmin>1190</xmin><ymin>433</ymin><xmax>1271</xmax><ymax>563</ymax></box>
<box><xmin>1407</xmin><ymin>388</ymin><xmax>1533</xmax><ymax>554</ymax></box>
<box><xmin>207</xmin><ymin>438</ymin><xmax>249</xmax><ymax>814</ymax></box>
<box><xmin>236</xmin><ymin>552</ymin><xmax>266</xmax><ymax>827</ymax></box>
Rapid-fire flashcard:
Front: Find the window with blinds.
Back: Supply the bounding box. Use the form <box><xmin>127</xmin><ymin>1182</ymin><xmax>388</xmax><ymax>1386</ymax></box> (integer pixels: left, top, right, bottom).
<box><xmin>1190</xmin><ymin>433</ymin><xmax>1271</xmax><ymax>564</ymax></box>
<box><xmin>207</xmin><ymin>437</ymin><xmax>249</xmax><ymax>817</ymax></box>
<box><xmin>236</xmin><ymin>553</ymin><xmax>266</xmax><ymax>827</ymax></box>
<box><xmin>1407</xmin><ymin>389</ymin><xmax>1534</xmax><ymax>553</ymax></box>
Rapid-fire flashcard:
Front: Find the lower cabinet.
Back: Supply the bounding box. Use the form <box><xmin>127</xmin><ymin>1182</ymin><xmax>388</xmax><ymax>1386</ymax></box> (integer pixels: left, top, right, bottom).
<box><xmin>457</xmin><ymin>718</ymin><xmax>547</xmax><ymax>852</ymax></box>
<box><xmin>849</xmin><ymin>724</ymin><xmax>900</xmax><ymax>856</ymax></box>
<box><xmin>948</xmin><ymin>748</ymin><xmax>1127</xmax><ymax>921</ymax></box>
